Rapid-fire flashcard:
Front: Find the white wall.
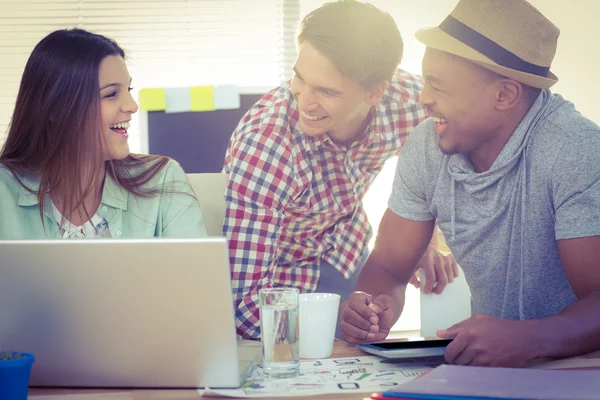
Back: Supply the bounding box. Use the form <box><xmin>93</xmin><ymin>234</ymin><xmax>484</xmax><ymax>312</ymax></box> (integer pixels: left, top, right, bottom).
<box><xmin>528</xmin><ymin>0</ymin><xmax>600</xmax><ymax>125</ymax></box>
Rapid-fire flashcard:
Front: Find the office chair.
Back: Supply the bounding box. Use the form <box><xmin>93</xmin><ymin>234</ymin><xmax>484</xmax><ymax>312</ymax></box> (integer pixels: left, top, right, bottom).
<box><xmin>186</xmin><ymin>173</ymin><xmax>228</xmax><ymax>237</ymax></box>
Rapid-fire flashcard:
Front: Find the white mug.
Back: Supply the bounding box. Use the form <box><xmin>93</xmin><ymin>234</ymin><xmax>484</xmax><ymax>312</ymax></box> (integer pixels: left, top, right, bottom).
<box><xmin>298</xmin><ymin>293</ymin><xmax>340</xmax><ymax>359</ymax></box>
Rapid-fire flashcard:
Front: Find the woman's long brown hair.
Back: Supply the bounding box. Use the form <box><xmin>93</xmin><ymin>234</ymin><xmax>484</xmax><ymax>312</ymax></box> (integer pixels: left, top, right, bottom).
<box><xmin>0</xmin><ymin>29</ymin><xmax>169</xmax><ymax>227</ymax></box>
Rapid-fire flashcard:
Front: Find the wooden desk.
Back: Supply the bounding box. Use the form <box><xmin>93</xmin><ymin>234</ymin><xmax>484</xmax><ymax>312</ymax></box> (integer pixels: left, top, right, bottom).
<box><xmin>28</xmin><ymin>342</ymin><xmax>600</xmax><ymax>400</ymax></box>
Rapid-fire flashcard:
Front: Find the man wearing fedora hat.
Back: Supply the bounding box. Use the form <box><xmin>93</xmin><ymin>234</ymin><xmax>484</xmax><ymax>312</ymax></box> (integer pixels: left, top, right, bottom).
<box><xmin>341</xmin><ymin>0</ymin><xmax>600</xmax><ymax>367</ymax></box>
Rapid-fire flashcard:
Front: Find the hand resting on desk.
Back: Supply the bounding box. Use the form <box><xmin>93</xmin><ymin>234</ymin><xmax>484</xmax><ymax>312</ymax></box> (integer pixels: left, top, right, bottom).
<box><xmin>339</xmin><ymin>292</ymin><xmax>396</xmax><ymax>344</ymax></box>
<box><xmin>339</xmin><ymin>247</ymin><xmax>458</xmax><ymax>345</ymax></box>
<box><xmin>437</xmin><ymin>314</ymin><xmax>539</xmax><ymax>367</ymax></box>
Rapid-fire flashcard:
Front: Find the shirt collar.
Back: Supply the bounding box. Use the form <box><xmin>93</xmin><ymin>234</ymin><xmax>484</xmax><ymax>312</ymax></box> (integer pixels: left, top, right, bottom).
<box><xmin>301</xmin><ymin>132</ymin><xmax>329</xmax><ymax>153</ymax></box>
<box><xmin>364</xmin><ymin>103</ymin><xmax>387</xmax><ymax>146</ymax></box>
<box><xmin>16</xmin><ymin>173</ymin><xmax>41</xmax><ymax>206</ymax></box>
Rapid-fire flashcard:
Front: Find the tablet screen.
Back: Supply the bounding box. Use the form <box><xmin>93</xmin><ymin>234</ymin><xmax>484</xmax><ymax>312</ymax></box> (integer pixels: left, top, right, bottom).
<box><xmin>365</xmin><ymin>338</ymin><xmax>452</xmax><ymax>350</ymax></box>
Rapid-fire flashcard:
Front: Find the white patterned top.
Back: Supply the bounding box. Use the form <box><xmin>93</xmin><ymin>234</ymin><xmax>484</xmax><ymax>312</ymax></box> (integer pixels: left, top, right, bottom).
<box><xmin>50</xmin><ymin>202</ymin><xmax>111</xmax><ymax>239</ymax></box>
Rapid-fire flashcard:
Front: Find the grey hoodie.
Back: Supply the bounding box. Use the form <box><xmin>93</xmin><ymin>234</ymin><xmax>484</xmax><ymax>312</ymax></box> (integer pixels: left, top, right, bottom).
<box><xmin>389</xmin><ymin>90</ymin><xmax>600</xmax><ymax>320</ymax></box>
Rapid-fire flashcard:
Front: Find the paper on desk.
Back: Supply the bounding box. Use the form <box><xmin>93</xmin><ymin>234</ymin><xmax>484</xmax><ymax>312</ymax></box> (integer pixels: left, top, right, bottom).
<box><xmin>200</xmin><ymin>355</ymin><xmax>443</xmax><ymax>398</ymax></box>
<box><xmin>419</xmin><ymin>266</ymin><xmax>471</xmax><ymax>337</ymax></box>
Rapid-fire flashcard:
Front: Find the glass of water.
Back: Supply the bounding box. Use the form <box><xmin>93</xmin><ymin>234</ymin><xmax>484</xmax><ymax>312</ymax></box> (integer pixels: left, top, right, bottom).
<box><xmin>258</xmin><ymin>287</ymin><xmax>299</xmax><ymax>379</ymax></box>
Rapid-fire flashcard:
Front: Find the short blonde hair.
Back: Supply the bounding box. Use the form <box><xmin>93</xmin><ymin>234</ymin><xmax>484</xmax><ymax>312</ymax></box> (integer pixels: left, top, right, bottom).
<box><xmin>297</xmin><ymin>0</ymin><xmax>403</xmax><ymax>89</ymax></box>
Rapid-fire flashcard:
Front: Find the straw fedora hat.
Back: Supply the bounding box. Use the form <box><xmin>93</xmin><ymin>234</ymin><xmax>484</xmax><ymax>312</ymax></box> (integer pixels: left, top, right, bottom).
<box><xmin>416</xmin><ymin>0</ymin><xmax>560</xmax><ymax>88</ymax></box>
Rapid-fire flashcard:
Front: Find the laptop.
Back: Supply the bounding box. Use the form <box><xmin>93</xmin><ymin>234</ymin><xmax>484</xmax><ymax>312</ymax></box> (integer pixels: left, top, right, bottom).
<box><xmin>0</xmin><ymin>238</ymin><xmax>243</xmax><ymax>389</ymax></box>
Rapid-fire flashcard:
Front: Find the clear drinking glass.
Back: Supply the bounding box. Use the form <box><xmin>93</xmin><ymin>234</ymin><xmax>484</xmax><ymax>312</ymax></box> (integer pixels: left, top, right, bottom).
<box><xmin>258</xmin><ymin>288</ymin><xmax>300</xmax><ymax>379</ymax></box>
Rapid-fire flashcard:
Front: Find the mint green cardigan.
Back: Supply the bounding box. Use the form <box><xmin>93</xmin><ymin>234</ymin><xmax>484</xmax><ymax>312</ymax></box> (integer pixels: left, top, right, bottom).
<box><xmin>0</xmin><ymin>159</ymin><xmax>207</xmax><ymax>239</ymax></box>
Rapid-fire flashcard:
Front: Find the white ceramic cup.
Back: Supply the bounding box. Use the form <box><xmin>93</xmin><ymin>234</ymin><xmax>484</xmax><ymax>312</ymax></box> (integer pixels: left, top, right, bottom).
<box><xmin>298</xmin><ymin>293</ymin><xmax>340</xmax><ymax>359</ymax></box>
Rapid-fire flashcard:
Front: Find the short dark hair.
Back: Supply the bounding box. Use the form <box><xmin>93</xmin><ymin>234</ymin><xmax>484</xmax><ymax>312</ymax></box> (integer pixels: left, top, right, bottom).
<box><xmin>296</xmin><ymin>0</ymin><xmax>403</xmax><ymax>89</ymax></box>
<box><xmin>478</xmin><ymin>63</ymin><xmax>541</xmax><ymax>104</ymax></box>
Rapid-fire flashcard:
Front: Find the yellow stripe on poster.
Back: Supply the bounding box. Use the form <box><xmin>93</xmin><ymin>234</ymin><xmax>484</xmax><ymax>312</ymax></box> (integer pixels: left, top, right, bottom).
<box><xmin>139</xmin><ymin>88</ymin><xmax>166</xmax><ymax>111</ymax></box>
<box><xmin>190</xmin><ymin>86</ymin><xmax>215</xmax><ymax>112</ymax></box>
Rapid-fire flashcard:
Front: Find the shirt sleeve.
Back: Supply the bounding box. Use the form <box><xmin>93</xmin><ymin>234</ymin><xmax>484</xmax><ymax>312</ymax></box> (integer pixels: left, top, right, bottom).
<box><xmin>552</xmin><ymin>130</ymin><xmax>600</xmax><ymax>240</ymax></box>
<box><xmin>388</xmin><ymin>121</ymin><xmax>435</xmax><ymax>221</ymax></box>
<box><xmin>160</xmin><ymin>160</ymin><xmax>208</xmax><ymax>238</ymax></box>
<box><xmin>223</xmin><ymin>124</ymin><xmax>298</xmax><ymax>339</ymax></box>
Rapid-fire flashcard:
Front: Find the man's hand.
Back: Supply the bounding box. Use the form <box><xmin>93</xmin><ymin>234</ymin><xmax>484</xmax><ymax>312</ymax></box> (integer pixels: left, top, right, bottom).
<box><xmin>437</xmin><ymin>314</ymin><xmax>539</xmax><ymax>367</ymax></box>
<box><xmin>409</xmin><ymin>248</ymin><xmax>458</xmax><ymax>294</ymax></box>
<box><xmin>339</xmin><ymin>291</ymin><xmax>396</xmax><ymax>344</ymax></box>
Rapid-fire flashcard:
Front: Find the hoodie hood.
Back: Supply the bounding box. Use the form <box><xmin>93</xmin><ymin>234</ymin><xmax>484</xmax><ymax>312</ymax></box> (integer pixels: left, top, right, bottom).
<box><xmin>445</xmin><ymin>89</ymin><xmax>567</xmax><ymax>240</ymax></box>
<box><xmin>444</xmin><ymin>89</ymin><xmax>572</xmax><ymax>319</ymax></box>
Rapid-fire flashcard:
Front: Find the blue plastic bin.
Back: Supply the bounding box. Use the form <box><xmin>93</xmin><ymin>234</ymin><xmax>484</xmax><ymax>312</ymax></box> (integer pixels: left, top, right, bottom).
<box><xmin>0</xmin><ymin>352</ymin><xmax>35</xmax><ymax>400</ymax></box>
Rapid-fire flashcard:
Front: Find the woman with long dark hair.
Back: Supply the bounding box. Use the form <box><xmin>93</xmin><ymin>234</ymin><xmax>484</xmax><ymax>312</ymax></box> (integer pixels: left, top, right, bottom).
<box><xmin>0</xmin><ymin>28</ymin><xmax>207</xmax><ymax>238</ymax></box>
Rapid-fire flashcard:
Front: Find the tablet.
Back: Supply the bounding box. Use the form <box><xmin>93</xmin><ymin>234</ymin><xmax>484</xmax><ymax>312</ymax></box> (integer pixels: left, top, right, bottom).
<box><xmin>357</xmin><ymin>338</ymin><xmax>452</xmax><ymax>359</ymax></box>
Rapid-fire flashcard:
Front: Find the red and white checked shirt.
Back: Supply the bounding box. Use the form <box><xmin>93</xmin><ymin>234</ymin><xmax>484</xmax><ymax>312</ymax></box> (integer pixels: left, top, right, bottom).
<box><xmin>223</xmin><ymin>69</ymin><xmax>426</xmax><ymax>339</ymax></box>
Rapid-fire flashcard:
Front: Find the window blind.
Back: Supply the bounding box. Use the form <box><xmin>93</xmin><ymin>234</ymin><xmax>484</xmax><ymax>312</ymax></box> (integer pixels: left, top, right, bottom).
<box><xmin>0</xmin><ymin>0</ymin><xmax>282</xmax><ymax>150</ymax></box>
<box><xmin>0</xmin><ymin>0</ymin><xmax>80</xmax><ymax>145</ymax></box>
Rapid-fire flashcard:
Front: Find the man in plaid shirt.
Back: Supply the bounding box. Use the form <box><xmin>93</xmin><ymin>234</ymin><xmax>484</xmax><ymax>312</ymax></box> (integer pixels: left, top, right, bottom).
<box><xmin>223</xmin><ymin>0</ymin><xmax>457</xmax><ymax>339</ymax></box>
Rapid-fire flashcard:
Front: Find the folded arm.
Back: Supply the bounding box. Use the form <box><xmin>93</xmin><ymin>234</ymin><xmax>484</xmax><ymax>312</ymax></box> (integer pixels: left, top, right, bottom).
<box><xmin>340</xmin><ymin>209</ymin><xmax>435</xmax><ymax>343</ymax></box>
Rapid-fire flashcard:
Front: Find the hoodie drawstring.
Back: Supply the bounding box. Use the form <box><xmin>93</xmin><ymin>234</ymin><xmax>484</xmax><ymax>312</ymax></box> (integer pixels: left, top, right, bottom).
<box><xmin>450</xmin><ymin>177</ymin><xmax>456</xmax><ymax>241</ymax></box>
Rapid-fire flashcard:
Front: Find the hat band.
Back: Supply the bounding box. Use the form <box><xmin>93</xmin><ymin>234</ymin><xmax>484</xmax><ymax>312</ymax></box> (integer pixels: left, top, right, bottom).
<box><xmin>439</xmin><ymin>15</ymin><xmax>550</xmax><ymax>78</ymax></box>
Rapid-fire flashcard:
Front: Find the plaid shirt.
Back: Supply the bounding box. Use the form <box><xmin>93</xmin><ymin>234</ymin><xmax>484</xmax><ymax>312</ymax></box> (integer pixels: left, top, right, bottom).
<box><xmin>223</xmin><ymin>69</ymin><xmax>425</xmax><ymax>339</ymax></box>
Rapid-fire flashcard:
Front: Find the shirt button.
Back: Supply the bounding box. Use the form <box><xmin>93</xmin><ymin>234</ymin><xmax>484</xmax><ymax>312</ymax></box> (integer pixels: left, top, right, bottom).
<box><xmin>116</xmin><ymin>230</ymin><xmax>122</xmax><ymax>236</ymax></box>
<box><xmin>102</xmin><ymin>206</ymin><xmax>107</xmax><ymax>212</ymax></box>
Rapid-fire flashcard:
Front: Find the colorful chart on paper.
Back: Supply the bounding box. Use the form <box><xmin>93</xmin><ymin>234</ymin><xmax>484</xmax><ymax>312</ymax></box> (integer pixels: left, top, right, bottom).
<box><xmin>203</xmin><ymin>355</ymin><xmax>444</xmax><ymax>398</ymax></box>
